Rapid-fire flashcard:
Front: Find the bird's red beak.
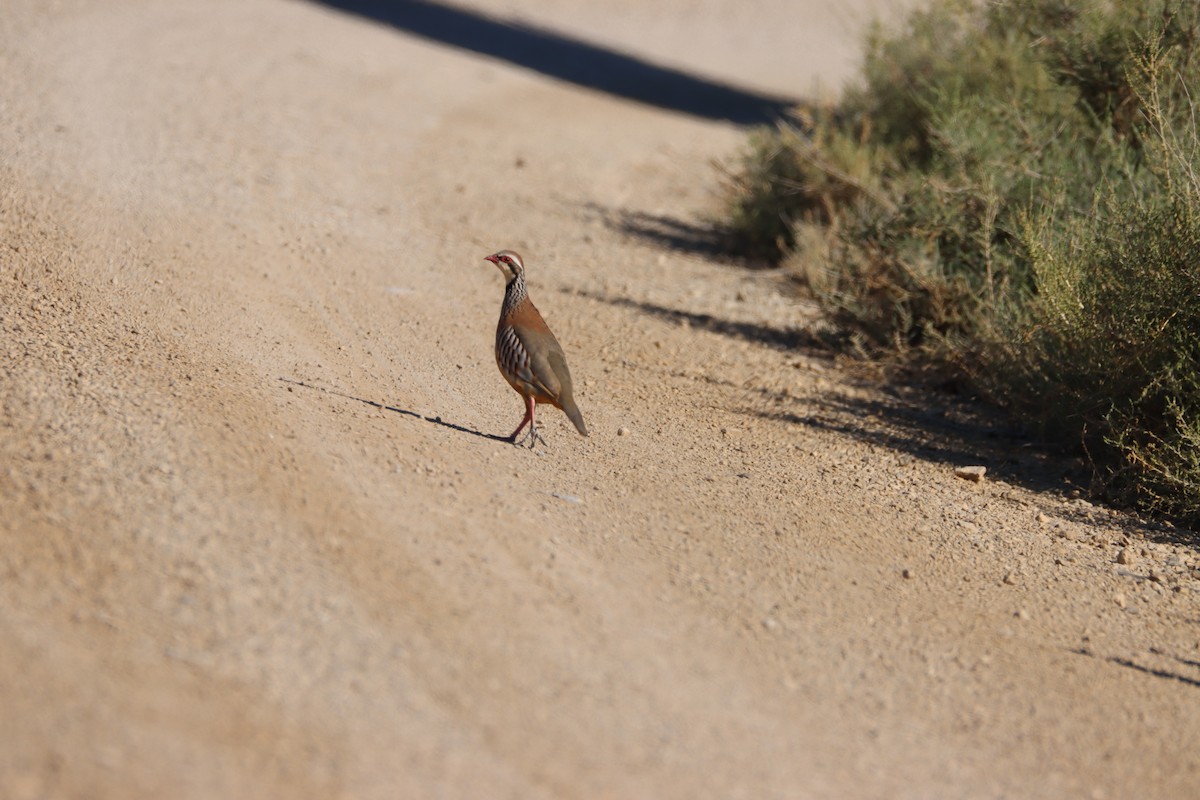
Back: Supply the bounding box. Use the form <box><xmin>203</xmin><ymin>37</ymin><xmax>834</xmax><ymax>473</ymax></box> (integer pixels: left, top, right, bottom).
<box><xmin>484</xmin><ymin>254</ymin><xmax>498</xmax><ymax>264</ymax></box>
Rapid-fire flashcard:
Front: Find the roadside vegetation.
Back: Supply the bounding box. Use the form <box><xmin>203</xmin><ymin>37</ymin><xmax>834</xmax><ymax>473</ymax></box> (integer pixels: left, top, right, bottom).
<box><xmin>723</xmin><ymin>0</ymin><xmax>1200</xmax><ymax>524</ymax></box>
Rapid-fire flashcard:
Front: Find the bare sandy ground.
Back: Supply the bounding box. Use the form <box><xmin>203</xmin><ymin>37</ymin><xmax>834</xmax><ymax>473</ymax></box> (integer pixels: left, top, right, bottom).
<box><xmin>3</xmin><ymin>1</ymin><xmax>1199</xmax><ymax>797</ymax></box>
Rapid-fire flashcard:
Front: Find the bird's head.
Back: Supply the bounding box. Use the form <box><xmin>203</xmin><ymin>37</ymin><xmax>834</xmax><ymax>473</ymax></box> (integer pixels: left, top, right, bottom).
<box><xmin>485</xmin><ymin>250</ymin><xmax>525</xmax><ymax>283</ymax></box>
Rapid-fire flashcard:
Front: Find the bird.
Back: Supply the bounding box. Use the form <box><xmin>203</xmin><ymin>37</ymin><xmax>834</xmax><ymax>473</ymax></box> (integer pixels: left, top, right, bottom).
<box><xmin>485</xmin><ymin>249</ymin><xmax>588</xmax><ymax>446</ymax></box>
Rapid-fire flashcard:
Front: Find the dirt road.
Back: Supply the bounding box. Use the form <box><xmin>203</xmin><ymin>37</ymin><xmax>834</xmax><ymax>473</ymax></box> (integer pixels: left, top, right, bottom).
<box><xmin>3</xmin><ymin>1</ymin><xmax>1199</xmax><ymax>797</ymax></box>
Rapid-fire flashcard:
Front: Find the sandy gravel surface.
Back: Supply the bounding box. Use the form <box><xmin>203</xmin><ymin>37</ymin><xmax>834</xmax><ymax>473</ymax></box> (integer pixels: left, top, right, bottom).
<box><xmin>3</xmin><ymin>1</ymin><xmax>1200</xmax><ymax>797</ymax></box>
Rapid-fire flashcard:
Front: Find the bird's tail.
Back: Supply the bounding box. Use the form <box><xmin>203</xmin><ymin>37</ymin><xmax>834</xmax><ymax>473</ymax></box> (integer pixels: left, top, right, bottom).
<box><xmin>560</xmin><ymin>394</ymin><xmax>588</xmax><ymax>436</ymax></box>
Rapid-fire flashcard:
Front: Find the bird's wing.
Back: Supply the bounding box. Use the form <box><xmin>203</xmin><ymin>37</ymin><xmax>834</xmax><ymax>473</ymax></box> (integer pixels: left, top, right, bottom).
<box><xmin>514</xmin><ymin>324</ymin><xmax>565</xmax><ymax>400</ymax></box>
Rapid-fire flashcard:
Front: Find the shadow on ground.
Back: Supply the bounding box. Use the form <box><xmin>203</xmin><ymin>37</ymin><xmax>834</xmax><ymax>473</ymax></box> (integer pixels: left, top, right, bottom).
<box><xmin>1074</xmin><ymin>648</ymin><xmax>1200</xmax><ymax>690</ymax></box>
<box><xmin>311</xmin><ymin>0</ymin><xmax>799</xmax><ymax>126</ymax></box>
<box><xmin>583</xmin><ymin>203</ymin><xmax>764</xmax><ymax>266</ymax></box>
<box><xmin>280</xmin><ymin>378</ymin><xmax>508</xmax><ymax>442</ymax></box>
<box><xmin>580</xmin><ymin>290</ymin><xmax>821</xmax><ymax>351</ymax></box>
<box><xmin>587</xmin><ymin>288</ymin><xmax>1194</xmax><ymax>545</ymax></box>
<box><xmin>757</xmin><ymin>388</ymin><xmax>1077</xmax><ymax>494</ymax></box>
<box><xmin>606</xmin><ymin>210</ymin><xmax>731</xmax><ymax>260</ymax></box>
<box><xmin>584</xmin><ymin>204</ymin><xmax>789</xmax><ymax>271</ymax></box>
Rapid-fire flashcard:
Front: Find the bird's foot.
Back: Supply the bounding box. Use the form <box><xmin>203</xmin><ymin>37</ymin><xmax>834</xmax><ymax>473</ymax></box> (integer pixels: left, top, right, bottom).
<box><xmin>512</xmin><ymin>424</ymin><xmax>547</xmax><ymax>449</ymax></box>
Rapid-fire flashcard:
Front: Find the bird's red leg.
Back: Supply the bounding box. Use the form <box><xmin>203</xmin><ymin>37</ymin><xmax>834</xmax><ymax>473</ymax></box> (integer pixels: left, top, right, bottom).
<box><xmin>509</xmin><ymin>394</ymin><xmax>535</xmax><ymax>443</ymax></box>
<box><xmin>512</xmin><ymin>395</ymin><xmax>547</xmax><ymax>448</ymax></box>
<box><xmin>526</xmin><ymin>398</ymin><xmax>547</xmax><ymax>448</ymax></box>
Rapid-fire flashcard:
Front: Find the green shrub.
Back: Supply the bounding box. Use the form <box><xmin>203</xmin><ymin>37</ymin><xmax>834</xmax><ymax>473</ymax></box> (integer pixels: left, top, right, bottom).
<box><xmin>723</xmin><ymin>0</ymin><xmax>1200</xmax><ymax>523</ymax></box>
<box><xmin>989</xmin><ymin>66</ymin><xmax>1200</xmax><ymax>515</ymax></box>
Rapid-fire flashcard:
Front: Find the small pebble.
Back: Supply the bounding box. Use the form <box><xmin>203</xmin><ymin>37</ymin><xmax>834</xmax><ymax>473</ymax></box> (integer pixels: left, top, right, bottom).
<box><xmin>955</xmin><ymin>465</ymin><xmax>987</xmax><ymax>482</ymax></box>
<box><xmin>902</xmin><ymin>568</ymin><xmax>914</xmax><ymax>580</ymax></box>
<box><xmin>1116</xmin><ymin>548</ymin><xmax>1134</xmax><ymax>566</ymax></box>
<box><xmin>617</xmin><ymin>427</ymin><xmax>630</xmax><ymax>437</ymax></box>
<box><xmin>1003</xmin><ymin>572</ymin><xmax>1017</xmax><ymax>586</ymax></box>
<box><xmin>1114</xmin><ymin>593</ymin><xmax>1127</xmax><ymax>608</ymax></box>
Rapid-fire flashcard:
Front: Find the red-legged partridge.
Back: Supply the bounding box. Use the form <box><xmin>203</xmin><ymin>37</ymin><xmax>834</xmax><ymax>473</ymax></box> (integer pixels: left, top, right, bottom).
<box><xmin>485</xmin><ymin>249</ymin><xmax>588</xmax><ymax>446</ymax></box>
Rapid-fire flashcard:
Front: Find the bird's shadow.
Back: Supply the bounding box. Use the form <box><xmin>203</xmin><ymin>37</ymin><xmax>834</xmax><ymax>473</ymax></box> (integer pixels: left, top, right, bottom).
<box><xmin>1073</xmin><ymin>647</ymin><xmax>1200</xmax><ymax>689</ymax></box>
<box><xmin>280</xmin><ymin>377</ymin><xmax>509</xmax><ymax>442</ymax></box>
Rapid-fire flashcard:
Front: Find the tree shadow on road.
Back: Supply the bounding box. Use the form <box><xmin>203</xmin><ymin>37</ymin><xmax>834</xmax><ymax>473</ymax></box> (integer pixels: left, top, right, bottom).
<box><xmin>310</xmin><ymin>0</ymin><xmax>799</xmax><ymax>126</ymax></box>
<box><xmin>587</xmin><ymin>289</ymin><xmax>1197</xmax><ymax>544</ymax></box>
<box><xmin>757</xmin><ymin>388</ymin><xmax>1080</xmax><ymax>497</ymax></box>
<box><xmin>606</xmin><ymin>210</ymin><xmax>732</xmax><ymax>260</ymax></box>
<box><xmin>586</xmin><ymin>203</ymin><xmax>797</xmax><ymax>273</ymax></box>
<box><xmin>280</xmin><ymin>377</ymin><xmax>508</xmax><ymax>442</ymax></box>
<box><xmin>578</xmin><ymin>290</ymin><xmax>820</xmax><ymax>351</ymax></box>
<box><xmin>583</xmin><ymin>204</ymin><xmax>754</xmax><ymax>265</ymax></box>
